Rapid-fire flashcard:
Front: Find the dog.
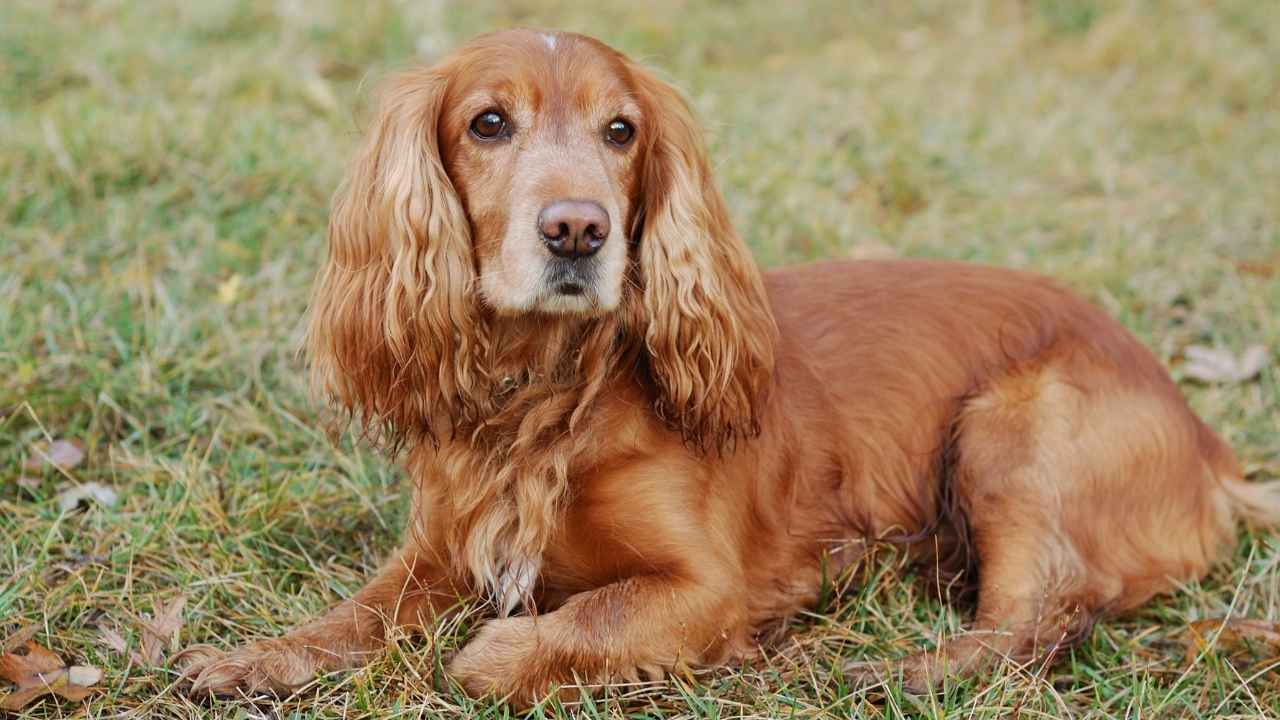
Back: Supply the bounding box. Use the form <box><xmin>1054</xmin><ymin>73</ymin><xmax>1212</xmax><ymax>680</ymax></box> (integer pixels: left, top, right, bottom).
<box><xmin>178</xmin><ymin>28</ymin><xmax>1279</xmax><ymax>705</ymax></box>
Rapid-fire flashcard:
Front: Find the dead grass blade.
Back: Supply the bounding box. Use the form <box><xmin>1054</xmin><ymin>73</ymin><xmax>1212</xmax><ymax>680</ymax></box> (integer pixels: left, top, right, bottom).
<box><xmin>1183</xmin><ymin>617</ymin><xmax>1280</xmax><ymax>665</ymax></box>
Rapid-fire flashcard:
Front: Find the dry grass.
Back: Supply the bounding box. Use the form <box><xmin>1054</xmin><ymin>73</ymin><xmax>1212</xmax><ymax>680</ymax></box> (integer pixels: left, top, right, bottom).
<box><xmin>2</xmin><ymin>0</ymin><xmax>1278</xmax><ymax>717</ymax></box>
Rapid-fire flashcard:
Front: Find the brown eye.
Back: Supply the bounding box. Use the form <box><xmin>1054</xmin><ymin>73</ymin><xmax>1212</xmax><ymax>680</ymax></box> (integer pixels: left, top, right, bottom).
<box><xmin>470</xmin><ymin>111</ymin><xmax>506</xmax><ymax>140</ymax></box>
<box><xmin>605</xmin><ymin>118</ymin><xmax>634</xmax><ymax>146</ymax></box>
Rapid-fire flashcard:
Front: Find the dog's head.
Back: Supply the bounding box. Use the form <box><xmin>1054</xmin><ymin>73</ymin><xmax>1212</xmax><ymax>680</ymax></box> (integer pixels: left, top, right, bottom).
<box><xmin>307</xmin><ymin>29</ymin><xmax>776</xmax><ymax>448</ymax></box>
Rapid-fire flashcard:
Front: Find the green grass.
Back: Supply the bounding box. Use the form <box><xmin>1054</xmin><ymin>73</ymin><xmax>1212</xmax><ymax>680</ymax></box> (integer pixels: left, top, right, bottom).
<box><xmin>2</xmin><ymin>0</ymin><xmax>1278</xmax><ymax>717</ymax></box>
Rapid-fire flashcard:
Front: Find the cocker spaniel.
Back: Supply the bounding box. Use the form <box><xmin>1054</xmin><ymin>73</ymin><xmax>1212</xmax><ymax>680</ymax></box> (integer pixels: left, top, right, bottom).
<box><xmin>179</xmin><ymin>29</ymin><xmax>1278</xmax><ymax>705</ymax></box>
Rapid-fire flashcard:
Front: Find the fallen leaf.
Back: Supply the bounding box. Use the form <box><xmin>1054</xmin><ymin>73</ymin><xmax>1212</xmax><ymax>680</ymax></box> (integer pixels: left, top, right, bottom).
<box><xmin>96</xmin><ymin>627</ymin><xmax>129</xmax><ymax>657</ymax></box>
<box><xmin>216</xmin><ymin>274</ymin><xmax>242</xmax><ymax>305</ymax></box>
<box><xmin>14</xmin><ymin>361</ymin><xmax>36</xmax><ymax>384</ymax></box>
<box><xmin>847</xmin><ymin>241</ymin><xmax>898</xmax><ymax>261</ymax></box>
<box><xmin>300</xmin><ymin>71</ymin><xmax>338</xmax><ymax>113</ymax></box>
<box><xmin>39</xmin><ymin>554</ymin><xmax>108</xmax><ymax>586</ymax></box>
<box><xmin>2</xmin><ymin>626</ymin><xmax>40</xmax><ymax>654</ymax></box>
<box><xmin>65</xmin><ymin>665</ymin><xmax>102</xmax><ymax>687</ymax></box>
<box><xmin>1182</xmin><ymin>344</ymin><xmax>1269</xmax><ymax>384</ymax></box>
<box><xmin>0</xmin><ymin>641</ymin><xmax>101</xmax><ymax>711</ymax></box>
<box><xmin>138</xmin><ymin>597</ymin><xmax>186</xmax><ymax>666</ymax></box>
<box><xmin>95</xmin><ymin>597</ymin><xmax>188</xmax><ymax>668</ymax></box>
<box><xmin>317</xmin><ymin>58</ymin><xmax>359</xmax><ymax>80</ymax></box>
<box><xmin>1184</xmin><ymin>617</ymin><xmax>1280</xmax><ymax>665</ymax></box>
<box><xmin>1244</xmin><ymin>460</ymin><xmax>1280</xmax><ymax>480</ymax></box>
<box><xmin>55</xmin><ymin>482</ymin><xmax>118</xmax><ymax>513</ymax></box>
<box><xmin>23</xmin><ymin>439</ymin><xmax>86</xmax><ymax>472</ymax></box>
<box><xmin>1235</xmin><ymin>255</ymin><xmax>1279</xmax><ymax>278</ymax></box>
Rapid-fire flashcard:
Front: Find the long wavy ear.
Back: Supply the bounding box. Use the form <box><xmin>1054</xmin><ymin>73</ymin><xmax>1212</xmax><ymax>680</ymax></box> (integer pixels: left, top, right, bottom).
<box><xmin>630</xmin><ymin>65</ymin><xmax>778</xmax><ymax>451</ymax></box>
<box><xmin>305</xmin><ymin>67</ymin><xmax>482</xmax><ymax>447</ymax></box>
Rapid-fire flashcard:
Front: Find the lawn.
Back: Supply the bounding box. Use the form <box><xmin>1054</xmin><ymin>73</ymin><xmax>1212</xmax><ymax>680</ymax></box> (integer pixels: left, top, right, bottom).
<box><xmin>2</xmin><ymin>0</ymin><xmax>1278</xmax><ymax>717</ymax></box>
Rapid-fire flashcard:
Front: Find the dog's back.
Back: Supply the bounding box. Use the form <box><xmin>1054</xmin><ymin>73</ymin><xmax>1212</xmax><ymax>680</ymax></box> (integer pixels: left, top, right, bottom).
<box><xmin>763</xmin><ymin>259</ymin><xmax>1277</xmax><ymax>689</ymax></box>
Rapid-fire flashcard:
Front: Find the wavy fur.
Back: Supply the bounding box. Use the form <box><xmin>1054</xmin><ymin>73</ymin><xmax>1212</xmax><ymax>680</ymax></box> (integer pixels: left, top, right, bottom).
<box><xmin>184</xmin><ymin>30</ymin><xmax>1275</xmax><ymax>708</ymax></box>
<box><xmin>305</xmin><ymin>67</ymin><xmax>485</xmax><ymax>447</ymax></box>
<box><xmin>629</xmin><ymin>65</ymin><xmax>778</xmax><ymax>450</ymax></box>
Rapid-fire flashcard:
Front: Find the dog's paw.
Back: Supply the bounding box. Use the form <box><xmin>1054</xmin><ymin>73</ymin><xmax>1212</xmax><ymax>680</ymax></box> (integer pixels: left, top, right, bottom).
<box><xmin>446</xmin><ymin>616</ymin><xmax>532</xmax><ymax>698</ymax></box>
<box><xmin>446</xmin><ymin>615</ymin><xmax>573</xmax><ymax>705</ymax></box>
<box><xmin>175</xmin><ymin>639</ymin><xmax>319</xmax><ymax>698</ymax></box>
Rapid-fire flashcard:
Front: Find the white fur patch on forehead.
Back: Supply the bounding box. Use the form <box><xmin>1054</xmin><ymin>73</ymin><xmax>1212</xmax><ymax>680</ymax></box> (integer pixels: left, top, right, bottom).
<box><xmin>541</xmin><ymin>32</ymin><xmax>557</xmax><ymax>51</ymax></box>
<box><xmin>618</xmin><ymin>100</ymin><xmax>642</xmax><ymax>121</ymax></box>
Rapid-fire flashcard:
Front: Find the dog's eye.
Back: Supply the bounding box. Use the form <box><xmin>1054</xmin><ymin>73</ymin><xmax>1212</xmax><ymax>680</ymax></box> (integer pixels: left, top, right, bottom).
<box><xmin>605</xmin><ymin>118</ymin><xmax>634</xmax><ymax>146</ymax></box>
<box><xmin>470</xmin><ymin>111</ymin><xmax>507</xmax><ymax>140</ymax></box>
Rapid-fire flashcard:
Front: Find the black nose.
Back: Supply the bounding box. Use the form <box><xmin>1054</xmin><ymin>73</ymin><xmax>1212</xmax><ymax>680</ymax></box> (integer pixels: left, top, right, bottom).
<box><xmin>538</xmin><ymin>199</ymin><xmax>610</xmax><ymax>259</ymax></box>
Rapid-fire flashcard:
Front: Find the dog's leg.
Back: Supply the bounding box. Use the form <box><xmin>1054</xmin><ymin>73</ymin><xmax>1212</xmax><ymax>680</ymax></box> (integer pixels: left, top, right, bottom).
<box><xmin>891</xmin><ymin>517</ymin><xmax>1090</xmax><ymax>691</ymax></box>
<box><xmin>179</xmin><ymin>545</ymin><xmax>465</xmax><ymax>697</ymax></box>
<box><xmin>892</xmin><ymin>361</ymin><xmax>1089</xmax><ymax>689</ymax></box>
<box><xmin>885</xmin><ymin>356</ymin><xmax>1236</xmax><ymax>691</ymax></box>
<box><xmin>446</xmin><ymin>572</ymin><xmax>745</xmax><ymax>705</ymax></box>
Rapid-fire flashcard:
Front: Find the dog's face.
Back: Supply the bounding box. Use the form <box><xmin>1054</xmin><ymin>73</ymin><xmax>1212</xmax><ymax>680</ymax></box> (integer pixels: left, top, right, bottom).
<box><xmin>438</xmin><ymin>32</ymin><xmax>641</xmax><ymax>316</ymax></box>
<box><xmin>308</xmin><ymin>28</ymin><xmax>778</xmax><ymax>448</ymax></box>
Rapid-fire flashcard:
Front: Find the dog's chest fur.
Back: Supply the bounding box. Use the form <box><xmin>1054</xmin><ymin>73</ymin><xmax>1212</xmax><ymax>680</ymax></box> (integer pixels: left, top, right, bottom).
<box><xmin>492</xmin><ymin>555</ymin><xmax>541</xmax><ymax>616</ymax></box>
<box><xmin>425</xmin><ymin>420</ymin><xmax>584</xmax><ymax>617</ymax></box>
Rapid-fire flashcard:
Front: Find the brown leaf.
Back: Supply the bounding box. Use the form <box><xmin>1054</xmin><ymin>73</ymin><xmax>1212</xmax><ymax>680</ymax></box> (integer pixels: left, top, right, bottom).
<box><xmin>23</xmin><ymin>439</ymin><xmax>86</xmax><ymax>472</ymax></box>
<box><xmin>96</xmin><ymin>627</ymin><xmax>129</xmax><ymax>657</ymax></box>
<box><xmin>317</xmin><ymin>58</ymin><xmax>359</xmax><ymax>80</ymax></box>
<box><xmin>1</xmin><ymin>626</ymin><xmax>39</xmax><ymax>654</ymax></box>
<box><xmin>0</xmin><ymin>641</ymin><xmax>101</xmax><ymax>711</ymax></box>
<box><xmin>138</xmin><ymin>597</ymin><xmax>186</xmax><ymax>666</ymax></box>
<box><xmin>1184</xmin><ymin>617</ymin><xmax>1280</xmax><ymax>664</ymax></box>
<box><xmin>1235</xmin><ymin>254</ymin><xmax>1279</xmax><ymax>278</ymax></box>
<box><xmin>94</xmin><ymin>597</ymin><xmax>189</xmax><ymax>668</ymax></box>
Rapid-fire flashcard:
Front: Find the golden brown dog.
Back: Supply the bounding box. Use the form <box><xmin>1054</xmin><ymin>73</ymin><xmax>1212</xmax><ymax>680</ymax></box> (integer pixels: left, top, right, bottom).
<box><xmin>179</xmin><ymin>29</ymin><xmax>1279</xmax><ymax>704</ymax></box>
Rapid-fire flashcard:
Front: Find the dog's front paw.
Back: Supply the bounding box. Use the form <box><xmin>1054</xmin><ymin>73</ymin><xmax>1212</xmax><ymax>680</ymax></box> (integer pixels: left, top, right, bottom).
<box><xmin>176</xmin><ymin>638</ymin><xmax>319</xmax><ymax>698</ymax></box>
<box><xmin>447</xmin><ymin>616</ymin><xmax>556</xmax><ymax>703</ymax></box>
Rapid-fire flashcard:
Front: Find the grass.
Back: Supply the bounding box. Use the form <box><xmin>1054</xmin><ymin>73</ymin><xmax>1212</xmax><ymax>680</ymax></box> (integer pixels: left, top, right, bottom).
<box><xmin>2</xmin><ymin>0</ymin><xmax>1278</xmax><ymax>717</ymax></box>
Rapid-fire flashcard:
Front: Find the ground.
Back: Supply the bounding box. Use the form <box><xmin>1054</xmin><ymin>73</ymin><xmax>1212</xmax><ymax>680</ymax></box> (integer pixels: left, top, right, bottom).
<box><xmin>2</xmin><ymin>0</ymin><xmax>1278</xmax><ymax>718</ymax></box>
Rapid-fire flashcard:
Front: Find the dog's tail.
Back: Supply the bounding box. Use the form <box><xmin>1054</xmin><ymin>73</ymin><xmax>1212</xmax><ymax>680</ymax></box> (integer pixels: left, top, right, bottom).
<box><xmin>1223</xmin><ymin>476</ymin><xmax>1280</xmax><ymax>526</ymax></box>
<box><xmin>1203</xmin><ymin>422</ymin><xmax>1280</xmax><ymax>527</ymax></box>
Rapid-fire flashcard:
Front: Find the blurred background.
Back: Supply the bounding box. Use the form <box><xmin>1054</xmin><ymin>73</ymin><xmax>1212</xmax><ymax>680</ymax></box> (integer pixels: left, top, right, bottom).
<box><xmin>2</xmin><ymin>1</ymin><xmax>1278</xmax><ymax>717</ymax></box>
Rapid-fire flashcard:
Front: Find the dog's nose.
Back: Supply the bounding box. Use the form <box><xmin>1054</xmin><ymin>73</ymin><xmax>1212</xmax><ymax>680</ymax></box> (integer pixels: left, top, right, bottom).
<box><xmin>538</xmin><ymin>200</ymin><xmax>609</xmax><ymax>259</ymax></box>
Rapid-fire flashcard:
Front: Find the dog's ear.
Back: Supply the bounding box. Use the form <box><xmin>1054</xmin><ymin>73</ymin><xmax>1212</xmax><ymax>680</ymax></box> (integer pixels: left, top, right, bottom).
<box><xmin>629</xmin><ymin>65</ymin><xmax>778</xmax><ymax>451</ymax></box>
<box><xmin>305</xmin><ymin>68</ymin><xmax>483</xmax><ymax>446</ymax></box>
